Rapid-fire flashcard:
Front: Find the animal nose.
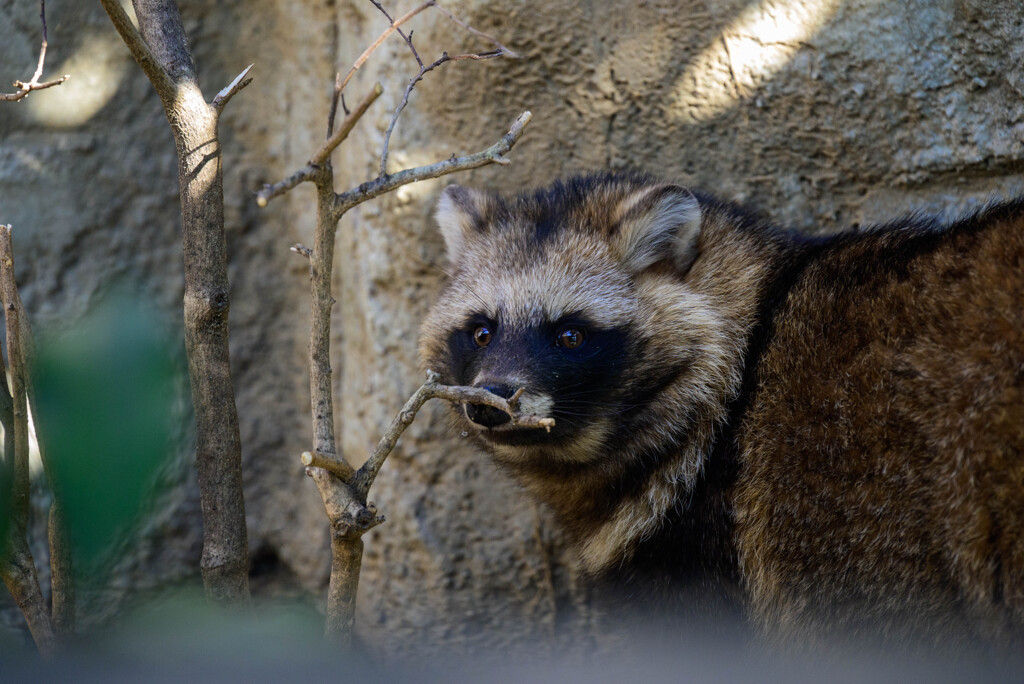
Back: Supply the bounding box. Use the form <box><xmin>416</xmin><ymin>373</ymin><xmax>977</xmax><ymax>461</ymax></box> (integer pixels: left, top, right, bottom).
<box><xmin>465</xmin><ymin>383</ymin><xmax>516</xmax><ymax>428</ymax></box>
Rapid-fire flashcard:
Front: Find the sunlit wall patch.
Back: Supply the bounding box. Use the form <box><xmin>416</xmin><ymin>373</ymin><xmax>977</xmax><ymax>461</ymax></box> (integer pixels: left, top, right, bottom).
<box><xmin>25</xmin><ymin>32</ymin><xmax>131</xmax><ymax>128</ymax></box>
<box><xmin>671</xmin><ymin>0</ymin><xmax>840</xmax><ymax>123</ymax></box>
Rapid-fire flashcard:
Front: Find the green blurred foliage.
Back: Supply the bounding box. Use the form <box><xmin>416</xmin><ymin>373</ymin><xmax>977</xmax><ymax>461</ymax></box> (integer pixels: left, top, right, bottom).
<box><xmin>32</xmin><ymin>296</ymin><xmax>181</xmax><ymax>578</ymax></box>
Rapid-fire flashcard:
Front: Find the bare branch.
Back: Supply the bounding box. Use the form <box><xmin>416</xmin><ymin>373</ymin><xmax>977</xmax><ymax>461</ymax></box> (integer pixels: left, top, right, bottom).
<box><xmin>327</xmin><ymin>72</ymin><xmax>342</xmax><ymax>137</ymax></box>
<box><xmin>369</xmin><ymin>0</ymin><xmax>424</xmax><ymax>69</ymax></box>
<box><xmin>281</xmin><ymin>0</ymin><xmax>528</xmax><ymax>646</ymax></box>
<box><xmin>432</xmin><ymin>0</ymin><xmax>520</xmax><ymax>58</ymax></box>
<box><xmin>0</xmin><ymin>227</ymin><xmax>75</xmax><ymax>636</ymax></box>
<box><xmin>425</xmin><ymin>384</ymin><xmax>554</xmax><ymax>430</ymax></box>
<box><xmin>290</xmin><ymin>243</ymin><xmax>313</xmax><ymax>260</ymax></box>
<box><xmin>256</xmin><ymin>167</ymin><xmax>322</xmax><ymax>208</ymax></box>
<box><xmin>301</xmin><ymin>451</ymin><xmax>356</xmax><ymax>480</ymax></box>
<box><xmin>379</xmin><ymin>49</ymin><xmax>504</xmax><ymax>177</ymax></box>
<box><xmin>311</xmin><ymin>82</ymin><xmax>384</xmax><ymax>166</ymax></box>
<box><xmin>256</xmin><ymin>84</ymin><xmax>383</xmax><ymax>207</ymax></box>
<box><xmin>0</xmin><ymin>540</ymin><xmax>54</xmax><ymax>656</ymax></box>
<box><xmin>46</xmin><ymin>503</ymin><xmax>73</xmax><ymax>635</ymax></box>
<box><xmin>303</xmin><ymin>366</ymin><xmax>551</xmax><ymax>644</ymax></box>
<box><xmin>324</xmin><ymin>535</ymin><xmax>363</xmax><ymax>641</ymax></box>
<box><xmin>0</xmin><ymin>75</ymin><xmax>69</xmax><ymax>102</ymax></box>
<box><xmin>211</xmin><ymin>63</ymin><xmax>254</xmax><ymax>114</ymax></box>
<box><xmin>302</xmin><ymin>369</ymin><xmax>554</xmax><ymax>520</ymax></box>
<box><xmin>308</xmin><ymin>472</ymin><xmax>382</xmax><ymax>646</ymax></box>
<box><xmin>1</xmin><ymin>0</ymin><xmax>69</xmax><ymax>102</ymax></box>
<box><xmin>351</xmin><ymin>370</ymin><xmax>554</xmax><ymax>500</ymax></box>
<box><xmin>99</xmin><ymin>0</ymin><xmax>174</xmax><ymax>99</ymax></box>
<box><xmin>0</xmin><ymin>225</ymin><xmax>56</xmax><ymax>655</ymax></box>
<box><xmin>337</xmin><ymin>110</ymin><xmax>532</xmax><ymax>217</ymax></box>
<box><xmin>337</xmin><ymin>1</ymin><xmax>434</xmax><ymax>96</ymax></box>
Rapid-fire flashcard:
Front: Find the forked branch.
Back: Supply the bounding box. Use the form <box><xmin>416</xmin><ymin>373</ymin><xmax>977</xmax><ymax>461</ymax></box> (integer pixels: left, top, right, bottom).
<box><xmin>300</xmin><ymin>371</ymin><xmax>554</xmax><ymax>541</ymax></box>
<box><xmin>1</xmin><ymin>0</ymin><xmax>69</xmax><ymax>102</ymax></box>
<box><xmin>335</xmin><ymin>110</ymin><xmax>532</xmax><ymax>218</ymax></box>
<box><xmin>378</xmin><ymin>49</ymin><xmax>505</xmax><ymax>177</ymax></box>
<box><xmin>337</xmin><ymin>1</ymin><xmax>435</xmax><ymax>96</ymax></box>
<box><xmin>259</xmin><ymin>0</ymin><xmax>528</xmax><ymax>645</ymax></box>
<box><xmin>255</xmin><ymin>84</ymin><xmax>384</xmax><ymax>207</ymax></box>
<box><xmin>351</xmin><ymin>371</ymin><xmax>554</xmax><ymax>499</ymax></box>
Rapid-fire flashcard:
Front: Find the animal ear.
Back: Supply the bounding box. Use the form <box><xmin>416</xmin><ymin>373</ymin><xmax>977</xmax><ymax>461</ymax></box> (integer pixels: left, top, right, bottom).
<box><xmin>435</xmin><ymin>185</ymin><xmax>493</xmax><ymax>265</ymax></box>
<box><xmin>612</xmin><ymin>185</ymin><xmax>702</xmax><ymax>275</ymax></box>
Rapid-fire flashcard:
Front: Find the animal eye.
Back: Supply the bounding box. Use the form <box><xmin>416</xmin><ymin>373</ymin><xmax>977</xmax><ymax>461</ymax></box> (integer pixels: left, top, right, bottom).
<box><xmin>473</xmin><ymin>325</ymin><xmax>492</xmax><ymax>347</ymax></box>
<box><xmin>558</xmin><ymin>328</ymin><xmax>585</xmax><ymax>350</ymax></box>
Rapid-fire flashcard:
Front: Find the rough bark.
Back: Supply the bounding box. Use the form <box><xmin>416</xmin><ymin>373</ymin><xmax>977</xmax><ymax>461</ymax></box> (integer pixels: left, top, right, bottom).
<box><xmin>0</xmin><ymin>226</ymin><xmax>56</xmax><ymax>655</ymax></box>
<box><xmin>2</xmin><ymin>229</ymin><xmax>76</xmax><ymax>636</ymax></box>
<box><xmin>100</xmin><ymin>0</ymin><xmax>250</xmax><ymax>605</ymax></box>
<box><xmin>46</xmin><ymin>502</ymin><xmax>73</xmax><ymax>633</ymax></box>
<box><xmin>307</xmin><ymin>162</ymin><xmax>359</xmax><ymax>644</ymax></box>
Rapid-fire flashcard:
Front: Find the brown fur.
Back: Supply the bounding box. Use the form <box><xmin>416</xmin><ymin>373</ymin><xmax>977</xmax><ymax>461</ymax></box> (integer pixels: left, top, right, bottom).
<box><xmin>736</xmin><ymin>209</ymin><xmax>1024</xmax><ymax>647</ymax></box>
<box><xmin>419</xmin><ymin>172</ymin><xmax>1024</xmax><ymax>649</ymax></box>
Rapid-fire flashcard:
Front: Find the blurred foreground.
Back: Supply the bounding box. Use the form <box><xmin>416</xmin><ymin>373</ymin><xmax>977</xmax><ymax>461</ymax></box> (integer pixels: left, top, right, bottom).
<box><xmin>2</xmin><ymin>591</ymin><xmax>1023</xmax><ymax>683</ymax></box>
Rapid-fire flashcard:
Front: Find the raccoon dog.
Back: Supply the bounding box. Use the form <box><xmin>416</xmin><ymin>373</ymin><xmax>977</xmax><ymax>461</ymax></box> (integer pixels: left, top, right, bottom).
<box><xmin>418</xmin><ymin>172</ymin><xmax>1024</xmax><ymax>648</ymax></box>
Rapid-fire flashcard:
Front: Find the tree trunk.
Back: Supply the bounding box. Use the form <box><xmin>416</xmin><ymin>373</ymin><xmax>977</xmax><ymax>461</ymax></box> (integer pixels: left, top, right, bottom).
<box><xmin>101</xmin><ymin>0</ymin><xmax>250</xmax><ymax>605</ymax></box>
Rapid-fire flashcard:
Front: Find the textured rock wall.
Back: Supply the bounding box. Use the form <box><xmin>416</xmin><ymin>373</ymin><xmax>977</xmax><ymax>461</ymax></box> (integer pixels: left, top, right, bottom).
<box><xmin>1</xmin><ymin>0</ymin><xmax>1022</xmax><ymax>656</ymax></box>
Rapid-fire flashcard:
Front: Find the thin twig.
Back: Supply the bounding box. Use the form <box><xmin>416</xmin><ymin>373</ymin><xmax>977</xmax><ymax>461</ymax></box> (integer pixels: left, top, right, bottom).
<box><xmin>369</xmin><ymin>0</ymin><xmax>424</xmax><ymax>68</ymax></box>
<box><xmin>312</xmin><ymin>82</ymin><xmax>384</xmax><ymax>165</ymax></box>
<box><xmin>432</xmin><ymin>0</ymin><xmax>519</xmax><ymax>58</ymax></box>
<box><xmin>337</xmin><ymin>110</ymin><xmax>532</xmax><ymax>217</ymax></box>
<box><xmin>256</xmin><ymin>83</ymin><xmax>383</xmax><ymax>207</ymax></box>
<box><xmin>350</xmin><ymin>370</ymin><xmax>554</xmax><ymax>500</ymax></box>
<box><xmin>290</xmin><ymin>243</ymin><xmax>313</xmax><ymax>260</ymax></box>
<box><xmin>379</xmin><ymin>49</ymin><xmax>504</xmax><ymax>177</ymax></box>
<box><xmin>327</xmin><ymin>72</ymin><xmax>342</xmax><ymax>137</ymax></box>
<box><xmin>256</xmin><ymin>167</ymin><xmax>322</xmax><ymax>208</ymax></box>
<box><xmin>337</xmin><ymin>1</ymin><xmax>435</xmax><ymax>96</ymax></box>
<box><xmin>1</xmin><ymin>0</ymin><xmax>69</xmax><ymax>102</ymax></box>
<box><xmin>211</xmin><ymin>63</ymin><xmax>255</xmax><ymax>114</ymax></box>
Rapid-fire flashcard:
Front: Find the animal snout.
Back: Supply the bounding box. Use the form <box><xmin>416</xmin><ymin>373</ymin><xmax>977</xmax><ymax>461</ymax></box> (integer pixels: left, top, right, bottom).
<box><xmin>465</xmin><ymin>383</ymin><xmax>517</xmax><ymax>428</ymax></box>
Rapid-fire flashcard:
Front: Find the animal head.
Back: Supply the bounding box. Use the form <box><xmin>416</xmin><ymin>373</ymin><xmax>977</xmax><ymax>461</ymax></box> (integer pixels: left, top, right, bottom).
<box><xmin>419</xmin><ymin>173</ymin><xmax>734</xmax><ymax>463</ymax></box>
<box><xmin>419</xmin><ymin>172</ymin><xmax>773</xmax><ymax>568</ymax></box>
